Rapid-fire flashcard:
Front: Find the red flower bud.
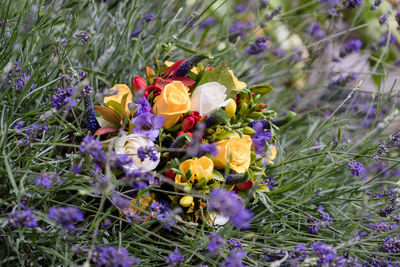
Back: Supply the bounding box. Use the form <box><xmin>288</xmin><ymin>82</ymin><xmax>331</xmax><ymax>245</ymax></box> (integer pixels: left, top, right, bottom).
<box><xmin>235</xmin><ymin>180</ymin><xmax>254</xmax><ymax>190</ymax></box>
<box><xmin>177</xmin><ymin>131</ymin><xmax>193</xmax><ymax>138</ymax></box>
<box><xmin>132</xmin><ymin>76</ymin><xmax>147</xmax><ymax>92</ymax></box>
<box><xmin>164</xmin><ymin>169</ymin><xmax>176</xmax><ymax>180</ymax></box>
<box><xmin>182</xmin><ymin>111</ymin><xmax>201</xmax><ymax>131</ymax></box>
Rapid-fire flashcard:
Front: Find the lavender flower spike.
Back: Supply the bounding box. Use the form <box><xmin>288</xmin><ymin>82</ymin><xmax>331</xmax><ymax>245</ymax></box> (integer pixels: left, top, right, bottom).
<box><xmin>83</xmin><ymin>86</ymin><xmax>101</xmax><ymax>134</ymax></box>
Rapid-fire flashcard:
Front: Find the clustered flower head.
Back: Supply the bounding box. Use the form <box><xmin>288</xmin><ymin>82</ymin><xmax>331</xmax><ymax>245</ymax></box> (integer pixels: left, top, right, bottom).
<box><xmin>1</xmin><ymin>61</ymin><xmax>35</xmax><ymax>92</ymax></box>
<box><xmin>339</xmin><ymin>39</ymin><xmax>362</xmax><ymax>57</ymax></box>
<box><xmin>221</xmin><ymin>249</ymin><xmax>247</xmax><ymax>267</ymax></box>
<box><xmin>35</xmin><ymin>172</ymin><xmax>62</xmax><ymax>189</ymax></box>
<box><xmin>348</xmin><ymin>159</ymin><xmax>366</xmax><ymax>176</ymax></box>
<box><xmin>165</xmin><ymin>249</ymin><xmax>184</xmax><ymax>267</ymax></box>
<box><xmin>93</xmin><ymin>246</ymin><xmax>139</xmax><ymax>266</ymax></box>
<box><xmin>8</xmin><ymin>209</ymin><xmax>38</xmax><ymax>228</ymax></box>
<box><xmin>307</xmin><ymin>22</ymin><xmax>326</xmax><ymax>41</ymax></box>
<box><xmin>208</xmin><ymin>189</ymin><xmax>253</xmax><ymax>229</ymax></box>
<box><xmin>246</xmin><ymin>36</ymin><xmax>271</xmax><ymax>55</ymax></box>
<box><xmin>208</xmin><ymin>232</ymin><xmax>226</xmax><ymax>253</ymax></box>
<box><xmin>48</xmin><ymin>206</ymin><xmax>84</xmax><ymax>231</ymax></box>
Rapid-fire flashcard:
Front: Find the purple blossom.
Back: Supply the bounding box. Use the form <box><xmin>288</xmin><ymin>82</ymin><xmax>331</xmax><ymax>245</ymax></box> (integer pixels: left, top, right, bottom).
<box><xmin>272</xmin><ymin>48</ymin><xmax>286</xmax><ymax>58</ymax></box>
<box><xmin>345</xmin><ymin>0</ymin><xmax>362</xmax><ymax>8</ymax></box>
<box><xmin>340</xmin><ymin>39</ymin><xmax>362</xmax><ymax>57</ymax></box>
<box><xmin>150</xmin><ymin>201</ymin><xmax>176</xmax><ymax>230</ymax></box>
<box><xmin>79</xmin><ymin>136</ymin><xmax>106</xmax><ymax>164</ymax></box>
<box><xmin>137</xmin><ymin>146</ymin><xmax>159</xmax><ymax>162</ymax></box>
<box><xmin>1</xmin><ymin>61</ymin><xmax>35</xmax><ymax>92</ymax></box>
<box><xmin>227</xmin><ymin>239</ymin><xmax>242</xmax><ymax>250</ymax></box>
<box><xmin>8</xmin><ymin>209</ymin><xmax>38</xmax><ymax>228</ymax></box>
<box><xmin>380</xmin><ymin>235</ymin><xmax>400</xmax><ymax>253</ymax></box>
<box><xmin>379</xmin><ymin>32</ymin><xmax>397</xmax><ymax>47</ymax></box>
<box><xmin>208</xmin><ymin>232</ymin><xmax>226</xmax><ymax>253</ymax></box>
<box><xmin>251</xmin><ymin>122</ymin><xmax>271</xmax><ymax>155</ymax></box>
<box><xmin>131</xmin><ymin>112</ymin><xmax>164</xmax><ymax>141</ymax></box>
<box><xmin>73</xmin><ymin>29</ymin><xmax>91</xmax><ymax>44</ymax></box>
<box><xmin>122</xmin><ymin>169</ymin><xmax>154</xmax><ymax>190</ymax></box>
<box><xmin>235</xmin><ymin>5</ymin><xmax>246</xmax><ymax>12</ymax></box>
<box><xmin>111</xmin><ymin>192</ymin><xmax>131</xmax><ymax>210</ymax></box>
<box><xmin>165</xmin><ymin>249</ymin><xmax>184</xmax><ymax>266</ymax></box>
<box><xmin>94</xmin><ymin>246</ymin><xmax>139</xmax><ymax>266</ymax></box>
<box><xmin>319</xmin><ymin>0</ymin><xmax>341</xmax><ymax>17</ymax></box>
<box><xmin>35</xmin><ymin>172</ymin><xmax>61</xmax><ymax>189</ymax></box>
<box><xmin>348</xmin><ymin>159</ymin><xmax>366</xmax><ymax>176</ymax></box>
<box><xmin>265</xmin><ymin>5</ymin><xmax>283</xmax><ymax>20</ymax></box>
<box><xmin>307</xmin><ymin>22</ymin><xmax>326</xmax><ymax>41</ymax></box>
<box><xmin>71</xmin><ymin>164</ymin><xmax>82</xmax><ymax>174</ymax></box>
<box><xmin>52</xmin><ymin>87</ymin><xmax>75</xmax><ymax>110</ymax></box>
<box><xmin>312</xmin><ymin>242</ymin><xmax>337</xmax><ymax>265</ymax></box>
<box><xmin>379</xmin><ymin>14</ymin><xmax>388</xmax><ymax>25</ymax></box>
<box><xmin>199</xmin><ymin>17</ymin><xmax>215</xmax><ymax>29</ymax></box>
<box><xmin>246</xmin><ymin>36</ymin><xmax>271</xmax><ymax>55</ymax></box>
<box><xmin>48</xmin><ymin>206</ymin><xmax>84</xmax><ymax>231</ymax></box>
<box><xmin>229</xmin><ymin>21</ymin><xmax>254</xmax><ymax>40</ymax></box>
<box><xmin>143</xmin><ymin>12</ymin><xmax>155</xmax><ymax>22</ymax></box>
<box><xmin>221</xmin><ymin>249</ymin><xmax>247</xmax><ymax>267</ymax></box>
<box><xmin>208</xmin><ymin>189</ymin><xmax>253</xmax><ymax>229</ymax></box>
<box><xmin>11</xmin><ymin>120</ymin><xmax>24</xmax><ymax>130</ymax></box>
<box><xmin>134</xmin><ymin>97</ymin><xmax>152</xmax><ymax>116</ymax></box>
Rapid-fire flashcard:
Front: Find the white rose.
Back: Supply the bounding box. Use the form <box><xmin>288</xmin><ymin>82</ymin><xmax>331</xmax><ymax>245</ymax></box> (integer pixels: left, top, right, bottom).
<box><xmin>114</xmin><ymin>132</ymin><xmax>160</xmax><ymax>172</ymax></box>
<box><xmin>190</xmin><ymin>82</ymin><xmax>230</xmax><ymax>116</ymax></box>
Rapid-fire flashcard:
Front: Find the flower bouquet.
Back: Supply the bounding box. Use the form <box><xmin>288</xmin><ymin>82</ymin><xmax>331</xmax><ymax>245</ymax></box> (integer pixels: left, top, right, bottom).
<box><xmin>80</xmin><ymin>53</ymin><xmax>295</xmax><ymax>228</ymax></box>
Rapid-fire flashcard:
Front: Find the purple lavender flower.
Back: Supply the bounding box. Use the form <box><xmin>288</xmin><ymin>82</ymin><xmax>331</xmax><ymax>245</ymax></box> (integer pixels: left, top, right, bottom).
<box><xmin>74</xmin><ymin>29</ymin><xmax>91</xmax><ymax>44</ymax></box>
<box><xmin>348</xmin><ymin>159</ymin><xmax>366</xmax><ymax>176</ymax></box>
<box><xmin>396</xmin><ymin>10</ymin><xmax>400</xmax><ymax>29</ymax></box>
<box><xmin>307</xmin><ymin>22</ymin><xmax>326</xmax><ymax>41</ymax></box>
<box><xmin>122</xmin><ymin>169</ymin><xmax>154</xmax><ymax>190</ymax></box>
<box><xmin>143</xmin><ymin>12</ymin><xmax>155</xmax><ymax>22</ymax></box>
<box><xmin>71</xmin><ymin>164</ymin><xmax>82</xmax><ymax>174</ymax></box>
<box><xmin>94</xmin><ymin>246</ymin><xmax>139</xmax><ymax>266</ymax></box>
<box><xmin>345</xmin><ymin>0</ymin><xmax>362</xmax><ymax>8</ymax></box>
<box><xmin>11</xmin><ymin>120</ymin><xmax>24</xmax><ymax>130</ymax></box>
<box><xmin>319</xmin><ymin>0</ymin><xmax>341</xmax><ymax>17</ymax></box>
<box><xmin>307</xmin><ymin>216</ymin><xmax>319</xmax><ymax>234</ymax></box>
<box><xmin>208</xmin><ymin>232</ymin><xmax>226</xmax><ymax>253</ymax></box>
<box><xmin>265</xmin><ymin>5</ymin><xmax>283</xmax><ymax>20</ymax></box>
<box><xmin>150</xmin><ymin>201</ymin><xmax>176</xmax><ymax>230</ymax></box>
<box><xmin>272</xmin><ymin>47</ymin><xmax>286</xmax><ymax>58</ymax></box>
<box><xmin>35</xmin><ymin>172</ymin><xmax>61</xmax><ymax>189</ymax></box>
<box><xmin>1</xmin><ymin>61</ymin><xmax>35</xmax><ymax>92</ymax></box>
<box><xmin>137</xmin><ymin>146</ymin><xmax>159</xmax><ymax>162</ymax></box>
<box><xmin>246</xmin><ymin>36</ymin><xmax>271</xmax><ymax>55</ymax></box>
<box><xmin>208</xmin><ymin>189</ymin><xmax>253</xmax><ymax>229</ymax></box>
<box><xmin>48</xmin><ymin>206</ymin><xmax>84</xmax><ymax>231</ymax></box>
<box><xmin>131</xmin><ymin>112</ymin><xmax>164</xmax><ymax>141</ymax></box>
<box><xmin>229</xmin><ymin>21</ymin><xmax>254</xmax><ymax>40</ymax></box>
<box><xmin>339</xmin><ymin>39</ymin><xmax>362</xmax><ymax>57</ymax></box>
<box><xmin>251</xmin><ymin>122</ymin><xmax>271</xmax><ymax>155</ymax></box>
<box><xmin>131</xmin><ymin>19</ymin><xmax>144</xmax><ymax>37</ymax></box>
<box><xmin>165</xmin><ymin>249</ymin><xmax>184</xmax><ymax>266</ymax></box>
<box><xmin>111</xmin><ymin>192</ymin><xmax>131</xmax><ymax>210</ymax></box>
<box><xmin>312</xmin><ymin>242</ymin><xmax>337</xmax><ymax>265</ymax></box>
<box><xmin>227</xmin><ymin>239</ymin><xmax>242</xmax><ymax>250</ymax></box>
<box><xmin>380</xmin><ymin>235</ymin><xmax>400</xmax><ymax>253</ymax></box>
<box><xmin>379</xmin><ymin>32</ymin><xmax>397</xmax><ymax>47</ymax></box>
<box><xmin>221</xmin><ymin>249</ymin><xmax>247</xmax><ymax>267</ymax></box>
<box><xmin>79</xmin><ymin>136</ymin><xmax>106</xmax><ymax>164</ymax></box>
<box><xmin>199</xmin><ymin>17</ymin><xmax>215</xmax><ymax>30</ymax></box>
<box><xmin>379</xmin><ymin>14</ymin><xmax>388</xmax><ymax>25</ymax></box>
<box><xmin>235</xmin><ymin>5</ymin><xmax>246</xmax><ymax>13</ymax></box>
<box><xmin>8</xmin><ymin>209</ymin><xmax>38</xmax><ymax>228</ymax></box>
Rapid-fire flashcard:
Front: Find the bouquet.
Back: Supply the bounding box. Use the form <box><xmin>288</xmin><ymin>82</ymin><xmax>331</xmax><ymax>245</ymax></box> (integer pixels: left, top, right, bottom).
<box><xmin>80</xmin><ymin>53</ymin><xmax>295</xmax><ymax>228</ymax></box>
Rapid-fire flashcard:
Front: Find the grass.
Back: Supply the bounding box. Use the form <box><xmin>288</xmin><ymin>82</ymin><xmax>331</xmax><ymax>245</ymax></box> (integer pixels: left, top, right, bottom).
<box><xmin>1</xmin><ymin>0</ymin><xmax>399</xmax><ymax>266</ymax></box>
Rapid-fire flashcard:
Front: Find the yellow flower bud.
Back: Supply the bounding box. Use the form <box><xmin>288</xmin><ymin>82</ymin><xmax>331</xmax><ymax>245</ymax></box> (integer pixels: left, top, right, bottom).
<box><xmin>179</xmin><ymin>195</ymin><xmax>194</xmax><ymax>207</ymax></box>
<box><xmin>225</xmin><ymin>99</ymin><xmax>237</xmax><ymax>118</ymax></box>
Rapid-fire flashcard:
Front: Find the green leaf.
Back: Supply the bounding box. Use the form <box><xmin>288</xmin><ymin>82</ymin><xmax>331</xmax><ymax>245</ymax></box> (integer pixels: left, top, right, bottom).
<box><xmin>248</xmin><ymin>83</ymin><xmax>275</xmax><ymax>98</ymax></box>
<box><xmin>94</xmin><ymin>105</ymin><xmax>121</xmax><ymax>124</ymax></box>
<box><xmin>105</xmin><ymin>100</ymin><xmax>124</xmax><ymax>115</ymax></box>
<box><xmin>212</xmin><ymin>170</ymin><xmax>225</xmax><ymax>182</ymax></box>
<box><xmin>197</xmin><ymin>64</ymin><xmax>236</xmax><ymax>98</ymax></box>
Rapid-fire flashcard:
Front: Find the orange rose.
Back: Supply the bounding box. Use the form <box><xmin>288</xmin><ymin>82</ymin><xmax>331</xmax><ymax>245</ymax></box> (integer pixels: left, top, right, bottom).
<box><xmin>152</xmin><ymin>81</ymin><xmax>191</xmax><ymax>129</ymax></box>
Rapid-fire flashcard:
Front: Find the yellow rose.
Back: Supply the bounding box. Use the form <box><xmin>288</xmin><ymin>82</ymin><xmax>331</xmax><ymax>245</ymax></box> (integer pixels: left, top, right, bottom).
<box><xmin>104</xmin><ymin>84</ymin><xmax>133</xmax><ymax>114</ymax></box>
<box><xmin>229</xmin><ymin>70</ymin><xmax>247</xmax><ymax>90</ymax></box>
<box><xmin>152</xmin><ymin>81</ymin><xmax>191</xmax><ymax>129</ymax></box>
<box><xmin>213</xmin><ymin>135</ymin><xmax>252</xmax><ymax>173</ymax></box>
<box><xmin>175</xmin><ymin>156</ymin><xmax>214</xmax><ymax>184</ymax></box>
